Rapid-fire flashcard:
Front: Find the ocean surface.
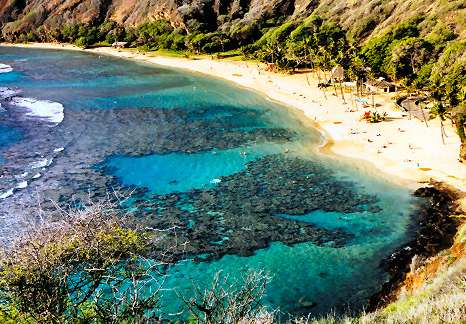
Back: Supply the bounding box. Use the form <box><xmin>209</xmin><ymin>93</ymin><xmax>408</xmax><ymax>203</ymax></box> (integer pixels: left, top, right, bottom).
<box><xmin>0</xmin><ymin>46</ymin><xmax>419</xmax><ymax>318</ymax></box>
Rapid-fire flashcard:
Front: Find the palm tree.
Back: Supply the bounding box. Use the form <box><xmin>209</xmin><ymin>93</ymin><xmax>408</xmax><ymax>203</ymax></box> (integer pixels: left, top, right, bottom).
<box><xmin>318</xmin><ymin>45</ymin><xmax>338</xmax><ymax>97</ymax></box>
<box><xmin>430</xmin><ymin>80</ymin><xmax>449</xmax><ymax>144</ymax></box>
<box><xmin>451</xmin><ymin>89</ymin><xmax>466</xmax><ymax>161</ymax></box>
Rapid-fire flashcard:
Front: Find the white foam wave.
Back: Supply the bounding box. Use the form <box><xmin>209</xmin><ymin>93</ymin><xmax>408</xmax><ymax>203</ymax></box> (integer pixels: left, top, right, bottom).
<box><xmin>0</xmin><ymin>180</ymin><xmax>29</xmax><ymax>200</ymax></box>
<box><xmin>32</xmin><ymin>173</ymin><xmax>41</xmax><ymax>179</ymax></box>
<box><xmin>15</xmin><ymin>172</ymin><xmax>28</xmax><ymax>179</ymax></box>
<box><xmin>30</xmin><ymin>158</ymin><xmax>49</xmax><ymax>169</ymax></box>
<box><xmin>54</xmin><ymin>147</ymin><xmax>64</xmax><ymax>153</ymax></box>
<box><xmin>0</xmin><ymin>189</ymin><xmax>14</xmax><ymax>199</ymax></box>
<box><xmin>0</xmin><ymin>87</ymin><xmax>20</xmax><ymax>100</ymax></box>
<box><xmin>11</xmin><ymin>97</ymin><xmax>64</xmax><ymax>125</ymax></box>
<box><xmin>16</xmin><ymin>181</ymin><xmax>28</xmax><ymax>189</ymax></box>
<box><xmin>0</xmin><ymin>64</ymin><xmax>13</xmax><ymax>74</ymax></box>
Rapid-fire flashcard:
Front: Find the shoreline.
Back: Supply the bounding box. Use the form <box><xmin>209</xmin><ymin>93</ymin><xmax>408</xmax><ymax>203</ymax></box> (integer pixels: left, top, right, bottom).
<box><xmin>2</xmin><ymin>42</ymin><xmax>465</xmax><ymax>193</ymax></box>
<box><xmin>368</xmin><ymin>182</ymin><xmax>464</xmax><ymax>310</ymax></box>
<box><xmin>1</xmin><ymin>42</ymin><xmax>465</xmax><ymax>318</ymax></box>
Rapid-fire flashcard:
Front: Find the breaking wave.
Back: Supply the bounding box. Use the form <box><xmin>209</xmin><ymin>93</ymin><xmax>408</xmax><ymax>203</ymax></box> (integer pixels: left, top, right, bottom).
<box><xmin>10</xmin><ymin>97</ymin><xmax>64</xmax><ymax>126</ymax></box>
<box><xmin>0</xmin><ymin>87</ymin><xmax>20</xmax><ymax>100</ymax></box>
<box><xmin>0</xmin><ymin>63</ymin><xmax>13</xmax><ymax>74</ymax></box>
<box><xmin>0</xmin><ymin>86</ymin><xmax>65</xmax><ymax>200</ymax></box>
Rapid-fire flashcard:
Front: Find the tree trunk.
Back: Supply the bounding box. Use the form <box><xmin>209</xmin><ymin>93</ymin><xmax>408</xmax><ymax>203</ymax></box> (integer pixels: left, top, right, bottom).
<box><xmin>339</xmin><ymin>80</ymin><xmax>346</xmax><ymax>104</ymax></box>
<box><xmin>440</xmin><ymin>119</ymin><xmax>446</xmax><ymax>145</ymax></box>
<box><xmin>460</xmin><ymin>141</ymin><xmax>466</xmax><ymax>163</ymax></box>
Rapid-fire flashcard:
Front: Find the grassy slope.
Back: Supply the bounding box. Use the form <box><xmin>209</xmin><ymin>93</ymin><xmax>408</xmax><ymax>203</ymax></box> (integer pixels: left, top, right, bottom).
<box><xmin>363</xmin><ymin>224</ymin><xmax>466</xmax><ymax>323</ymax></box>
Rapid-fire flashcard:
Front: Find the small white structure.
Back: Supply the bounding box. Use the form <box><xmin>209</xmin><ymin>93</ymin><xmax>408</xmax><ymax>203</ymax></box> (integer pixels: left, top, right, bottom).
<box><xmin>112</xmin><ymin>41</ymin><xmax>128</xmax><ymax>49</ymax></box>
<box><xmin>365</xmin><ymin>77</ymin><xmax>397</xmax><ymax>93</ymax></box>
<box><xmin>342</xmin><ymin>81</ymin><xmax>357</xmax><ymax>87</ymax></box>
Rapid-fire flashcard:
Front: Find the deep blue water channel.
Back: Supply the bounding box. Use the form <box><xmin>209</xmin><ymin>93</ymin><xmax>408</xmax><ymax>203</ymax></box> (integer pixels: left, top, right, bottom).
<box><xmin>0</xmin><ymin>46</ymin><xmax>418</xmax><ymax>318</ymax></box>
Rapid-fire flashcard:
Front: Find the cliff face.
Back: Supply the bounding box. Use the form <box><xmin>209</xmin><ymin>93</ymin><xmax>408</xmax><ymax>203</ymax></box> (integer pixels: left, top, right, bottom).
<box><xmin>0</xmin><ymin>0</ymin><xmax>311</xmax><ymax>33</ymax></box>
<box><xmin>1</xmin><ymin>0</ymin><xmax>465</xmax><ymax>40</ymax></box>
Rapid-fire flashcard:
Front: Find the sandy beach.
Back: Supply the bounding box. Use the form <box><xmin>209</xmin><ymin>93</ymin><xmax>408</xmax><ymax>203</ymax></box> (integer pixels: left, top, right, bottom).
<box><xmin>3</xmin><ymin>42</ymin><xmax>466</xmax><ymax>193</ymax></box>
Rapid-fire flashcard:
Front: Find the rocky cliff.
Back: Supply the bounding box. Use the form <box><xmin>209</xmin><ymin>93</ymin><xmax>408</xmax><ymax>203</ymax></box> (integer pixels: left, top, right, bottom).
<box><xmin>1</xmin><ymin>0</ymin><xmax>465</xmax><ymax>40</ymax></box>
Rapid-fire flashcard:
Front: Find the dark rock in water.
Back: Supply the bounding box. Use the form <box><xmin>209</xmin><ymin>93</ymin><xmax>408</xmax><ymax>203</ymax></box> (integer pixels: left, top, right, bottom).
<box><xmin>368</xmin><ymin>183</ymin><xmax>462</xmax><ymax>310</ymax></box>
<box><xmin>122</xmin><ymin>154</ymin><xmax>384</xmax><ymax>262</ymax></box>
<box><xmin>0</xmin><ymin>106</ymin><xmax>296</xmax><ymax>234</ymax></box>
<box><xmin>0</xmin><ymin>103</ymin><xmax>383</xmax><ymax>261</ymax></box>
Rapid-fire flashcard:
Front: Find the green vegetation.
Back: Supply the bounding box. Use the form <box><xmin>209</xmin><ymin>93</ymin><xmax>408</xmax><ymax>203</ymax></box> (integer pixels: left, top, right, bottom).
<box><xmin>243</xmin><ymin>16</ymin><xmax>348</xmax><ymax>70</ymax></box>
<box><xmin>5</xmin><ymin>14</ymin><xmax>464</xmax><ymax>160</ymax></box>
<box><xmin>359</xmin><ymin>17</ymin><xmax>460</xmax><ymax>88</ymax></box>
<box><xmin>295</xmin><ymin>249</ymin><xmax>466</xmax><ymax>324</ymax></box>
<box><xmin>361</xmin><ymin>111</ymin><xmax>388</xmax><ymax>123</ymax></box>
<box><xmin>131</xmin><ymin>20</ymin><xmax>186</xmax><ymax>51</ymax></box>
<box><xmin>0</xmin><ymin>203</ymin><xmax>155</xmax><ymax>322</ymax></box>
<box><xmin>0</xmin><ymin>6</ymin><xmax>464</xmax><ymax>322</ymax></box>
<box><xmin>364</xmin><ymin>252</ymin><xmax>466</xmax><ymax>324</ymax></box>
<box><xmin>0</xmin><ymin>202</ymin><xmax>271</xmax><ymax>323</ymax></box>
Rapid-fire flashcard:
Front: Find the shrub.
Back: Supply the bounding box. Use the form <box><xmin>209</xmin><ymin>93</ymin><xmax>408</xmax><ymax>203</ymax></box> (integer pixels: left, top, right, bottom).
<box><xmin>0</xmin><ymin>201</ymin><xmax>272</xmax><ymax>323</ymax></box>
<box><xmin>229</xmin><ymin>22</ymin><xmax>260</xmax><ymax>45</ymax></box>
<box><xmin>247</xmin><ymin>16</ymin><xmax>348</xmax><ymax>69</ymax></box>
<box><xmin>430</xmin><ymin>40</ymin><xmax>466</xmax><ymax>88</ymax></box>
<box><xmin>361</xmin><ymin>19</ymin><xmax>422</xmax><ymax>76</ymax></box>
<box><xmin>0</xmin><ymin>202</ymin><xmax>158</xmax><ymax>322</ymax></box>
<box><xmin>74</xmin><ymin>36</ymin><xmax>89</xmax><ymax>48</ymax></box>
<box><xmin>181</xmin><ymin>271</ymin><xmax>271</xmax><ymax>324</ymax></box>
<box><xmin>427</xmin><ymin>22</ymin><xmax>458</xmax><ymax>45</ymax></box>
<box><xmin>186</xmin><ymin>32</ymin><xmax>231</xmax><ymax>53</ymax></box>
<box><xmin>60</xmin><ymin>24</ymin><xmax>79</xmax><ymax>42</ymax></box>
<box><xmin>169</xmin><ymin>31</ymin><xmax>186</xmax><ymax>50</ymax></box>
<box><xmin>412</xmin><ymin>62</ymin><xmax>434</xmax><ymax>89</ymax></box>
<box><xmin>385</xmin><ymin>37</ymin><xmax>433</xmax><ymax>81</ymax></box>
<box><xmin>136</xmin><ymin>20</ymin><xmax>174</xmax><ymax>45</ymax></box>
<box><xmin>349</xmin><ymin>17</ymin><xmax>378</xmax><ymax>40</ymax></box>
<box><xmin>361</xmin><ymin>111</ymin><xmax>388</xmax><ymax>123</ymax></box>
<box><xmin>254</xmin><ymin>21</ymin><xmax>299</xmax><ymax>48</ymax></box>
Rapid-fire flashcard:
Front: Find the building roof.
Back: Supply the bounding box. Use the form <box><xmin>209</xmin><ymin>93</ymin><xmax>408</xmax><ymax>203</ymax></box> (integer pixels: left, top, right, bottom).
<box><xmin>366</xmin><ymin>79</ymin><xmax>396</xmax><ymax>88</ymax></box>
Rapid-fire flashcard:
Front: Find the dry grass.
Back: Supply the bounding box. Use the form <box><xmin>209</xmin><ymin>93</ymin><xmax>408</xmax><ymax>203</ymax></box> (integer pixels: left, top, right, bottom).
<box><xmin>363</xmin><ymin>256</ymin><xmax>466</xmax><ymax>324</ymax></box>
<box><xmin>291</xmin><ymin>255</ymin><xmax>466</xmax><ymax>324</ymax></box>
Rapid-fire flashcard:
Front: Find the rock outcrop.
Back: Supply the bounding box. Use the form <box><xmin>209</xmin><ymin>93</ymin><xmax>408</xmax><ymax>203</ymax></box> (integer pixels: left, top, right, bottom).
<box><xmin>1</xmin><ymin>0</ymin><xmax>465</xmax><ymax>40</ymax></box>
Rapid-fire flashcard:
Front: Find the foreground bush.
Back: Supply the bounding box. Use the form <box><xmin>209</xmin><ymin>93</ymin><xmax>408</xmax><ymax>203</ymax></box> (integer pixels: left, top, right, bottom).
<box><xmin>0</xmin><ymin>202</ymin><xmax>271</xmax><ymax>323</ymax></box>
<box><xmin>0</xmin><ymin>202</ymin><xmax>159</xmax><ymax>322</ymax></box>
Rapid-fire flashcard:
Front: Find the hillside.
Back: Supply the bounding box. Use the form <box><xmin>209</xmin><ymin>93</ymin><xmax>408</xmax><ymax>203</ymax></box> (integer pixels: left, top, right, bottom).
<box><xmin>1</xmin><ymin>0</ymin><xmax>465</xmax><ymax>42</ymax></box>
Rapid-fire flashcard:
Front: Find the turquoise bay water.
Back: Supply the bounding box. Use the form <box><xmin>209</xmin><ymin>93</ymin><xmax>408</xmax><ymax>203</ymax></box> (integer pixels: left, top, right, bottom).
<box><xmin>0</xmin><ymin>125</ymin><xmax>22</xmax><ymax>163</ymax></box>
<box><xmin>157</xmin><ymin>175</ymin><xmax>414</xmax><ymax>317</ymax></box>
<box><xmin>0</xmin><ymin>125</ymin><xmax>21</xmax><ymax>149</ymax></box>
<box><xmin>105</xmin><ymin>143</ymin><xmax>290</xmax><ymax>194</ymax></box>
<box><xmin>0</xmin><ymin>46</ymin><xmax>418</xmax><ymax>318</ymax></box>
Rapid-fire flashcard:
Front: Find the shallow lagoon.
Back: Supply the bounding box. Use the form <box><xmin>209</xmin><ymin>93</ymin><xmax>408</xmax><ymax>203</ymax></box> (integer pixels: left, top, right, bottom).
<box><xmin>0</xmin><ymin>46</ymin><xmax>417</xmax><ymax>317</ymax></box>
<box><xmin>0</xmin><ymin>125</ymin><xmax>22</xmax><ymax>163</ymax></box>
<box><xmin>105</xmin><ymin>144</ymin><xmax>287</xmax><ymax>194</ymax></box>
